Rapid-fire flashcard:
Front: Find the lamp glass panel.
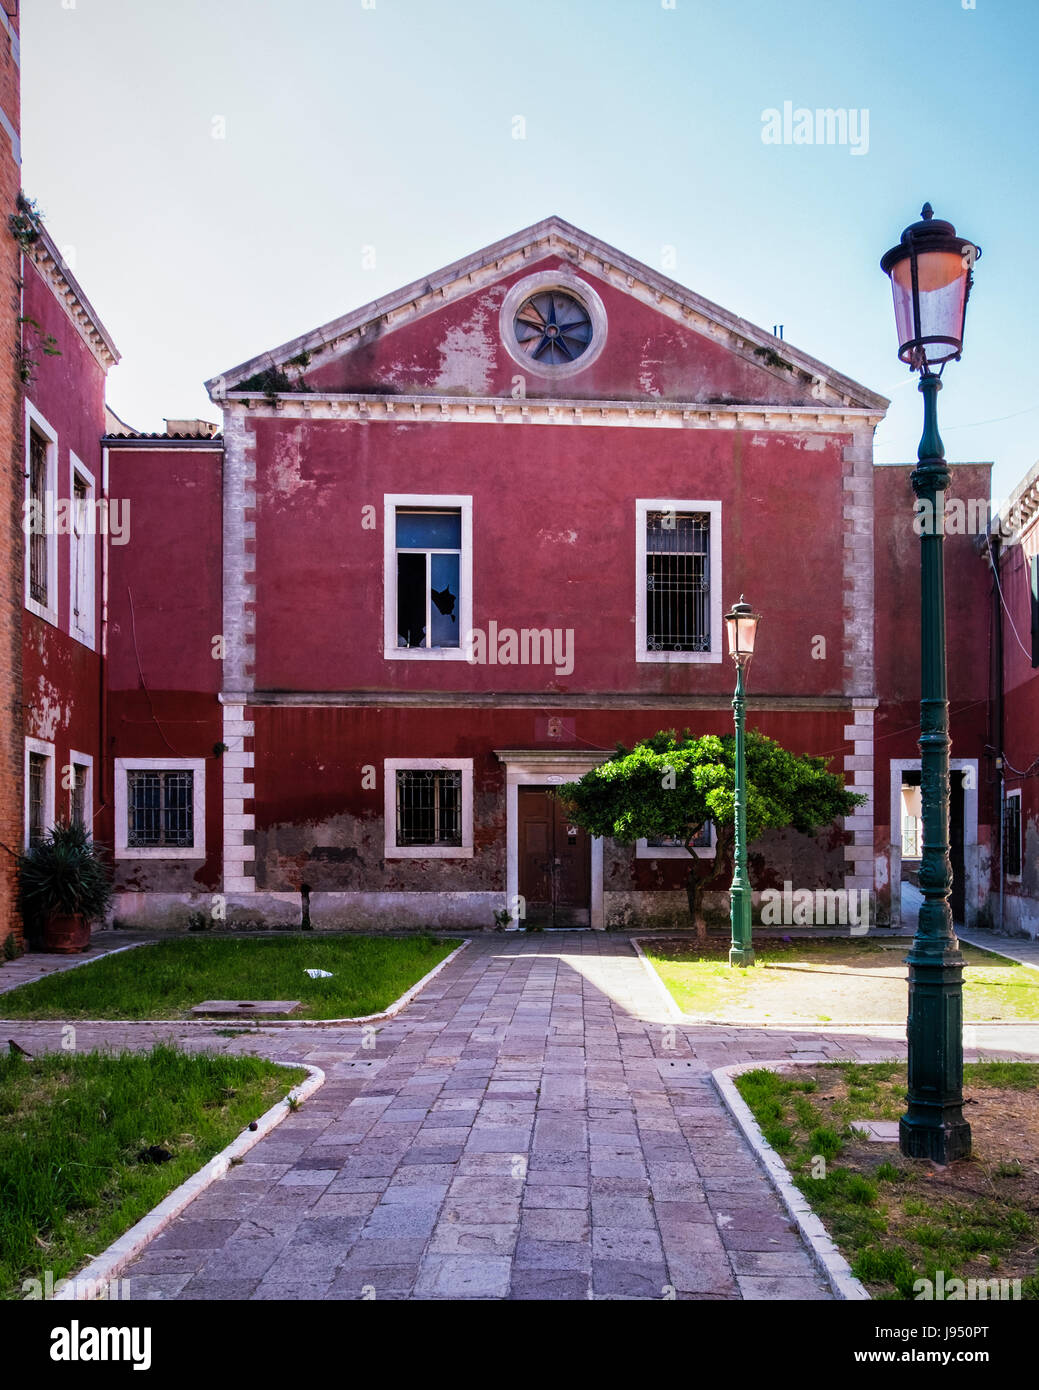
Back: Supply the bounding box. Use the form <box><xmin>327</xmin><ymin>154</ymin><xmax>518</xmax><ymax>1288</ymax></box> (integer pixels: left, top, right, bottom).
<box><xmin>726</xmin><ymin>612</ymin><xmax>758</xmax><ymax>656</ymax></box>
<box><xmin>890</xmin><ymin>251</ymin><xmax>969</xmax><ymax>363</ymax></box>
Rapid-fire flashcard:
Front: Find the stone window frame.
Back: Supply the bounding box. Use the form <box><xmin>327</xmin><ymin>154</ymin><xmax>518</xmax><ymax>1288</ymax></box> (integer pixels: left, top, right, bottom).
<box><xmin>67</xmin><ymin>749</ymin><xmax>94</xmax><ymax>833</ymax></box>
<box><xmin>383</xmin><ymin>494</ymin><xmax>473</xmax><ymax>662</ymax></box>
<box><xmin>24</xmin><ymin>400</ymin><xmax>59</xmax><ymax>627</ymax></box>
<box><xmin>384</xmin><ymin>757</ymin><xmax>474</xmax><ymax>859</ymax></box>
<box><xmin>68</xmin><ymin>452</ymin><xmax>96</xmax><ymax>650</ymax></box>
<box><xmin>24</xmin><ymin>736</ymin><xmax>55</xmax><ymax>848</ymax></box>
<box><xmin>1005</xmin><ymin>788</ymin><xmax>1023</xmax><ymax>882</ymax></box>
<box><xmin>114</xmin><ymin>756</ymin><xmax>206</xmax><ymax>860</ymax></box>
<box><xmin>635</xmin><ymin>498</ymin><xmax>723</xmax><ymax>664</ymax></box>
<box><xmin>635</xmin><ymin>823</ymin><xmax>717</xmax><ymax>859</ymax></box>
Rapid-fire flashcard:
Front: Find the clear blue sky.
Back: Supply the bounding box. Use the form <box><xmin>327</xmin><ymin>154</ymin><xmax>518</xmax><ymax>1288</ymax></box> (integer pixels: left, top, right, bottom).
<box><xmin>21</xmin><ymin>0</ymin><xmax>1037</xmax><ymax>499</ymax></box>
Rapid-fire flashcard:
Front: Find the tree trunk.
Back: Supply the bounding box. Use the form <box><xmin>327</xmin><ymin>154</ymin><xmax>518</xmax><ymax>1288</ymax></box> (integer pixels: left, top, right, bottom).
<box><xmin>684</xmin><ymin>824</ymin><xmax>737</xmax><ymax>945</ymax></box>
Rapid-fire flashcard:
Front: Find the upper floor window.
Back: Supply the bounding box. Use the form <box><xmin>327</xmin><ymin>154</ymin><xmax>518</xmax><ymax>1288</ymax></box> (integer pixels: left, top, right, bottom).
<box><xmin>1031</xmin><ymin>554</ymin><xmax>1038</xmax><ymax>670</ymax></box>
<box><xmin>384</xmin><ymin>495</ymin><xmax>472</xmax><ymax>661</ymax></box>
<box><xmin>70</xmin><ymin>456</ymin><xmax>96</xmax><ymax>648</ymax></box>
<box><xmin>635</xmin><ymin>499</ymin><xmax>722</xmax><ymax>664</ymax></box>
<box><xmin>25</xmin><ymin>403</ymin><xmax>58</xmax><ymax>625</ymax></box>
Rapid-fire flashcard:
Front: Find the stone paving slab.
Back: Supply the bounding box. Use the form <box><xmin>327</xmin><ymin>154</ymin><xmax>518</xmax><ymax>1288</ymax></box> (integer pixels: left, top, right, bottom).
<box><xmin>6</xmin><ymin>931</ymin><xmax>1039</xmax><ymax>1301</ymax></box>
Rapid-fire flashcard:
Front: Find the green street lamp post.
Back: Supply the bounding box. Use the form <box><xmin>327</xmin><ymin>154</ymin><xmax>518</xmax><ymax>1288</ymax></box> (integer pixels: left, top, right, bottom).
<box><xmin>880</xmin><ymin>204</ymin><xmax>981</xmax><ymax>1163</ymax></box>
<box><xmin>726</xmin><ymin>597</ymin><xmax>760</xmax><ymax>969</ymax></box>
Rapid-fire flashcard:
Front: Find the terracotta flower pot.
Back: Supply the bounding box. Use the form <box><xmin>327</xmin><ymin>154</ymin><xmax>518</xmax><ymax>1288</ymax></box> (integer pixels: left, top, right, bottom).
<box><xmin>41</xmin><ymin>912</ymin><xmax>91</xmax><ymax>954</ymax></box>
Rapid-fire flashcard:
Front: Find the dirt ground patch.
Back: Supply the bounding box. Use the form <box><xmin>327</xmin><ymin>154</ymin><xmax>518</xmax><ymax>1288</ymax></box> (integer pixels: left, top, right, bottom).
<box><xmin>735</xmin><ymin>1061</ymin><xmax>1039</xmax><ymax>1300</ymax></box>
<box><xmin>644</xmin><ymin>936</ymin><xmax>1039</xmax><ymax>1024</ymax></box>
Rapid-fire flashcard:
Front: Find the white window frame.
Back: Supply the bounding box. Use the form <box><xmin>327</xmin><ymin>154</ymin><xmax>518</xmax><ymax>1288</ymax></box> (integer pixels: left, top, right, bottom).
<box><xmin>636</xmin><ymin>823</ymin><xmax>717</xmax><ymax>859</ymax></box>
<box><xmin>1005</xmin><ymin>788</ymin><xmax>1023</xmax><ymax>883</ymax></box>
<box><xmin>384</xmin><ymin>494</ymin><xmax>473</xmax><ymax>661</ymax></box>
<box><xmin>114</xmin><ymin>757</ymin><xmax>206</xmax><ymax>859</ymax></box>
<box><xmin>68</xmin><ymin>453</ymin><xmax>96</xmax><ymax>649</ymax></box>
<box><xmin>67</xmin><ymin>749</ymin><xmax>94</xmax><ymax>832</ymax></box>
<box><xmin>24</xmin><ymin>736</ymin><xmax>56</xmax><ymax>848</ymax></box>
<box><xmin>24</xmin><ymin>401</ymin><xmax>59</xmax><ymax>626</ymax></box>
<box><xmin>635</xmin><ymin>498</ymin><xmax>722</xmax><ymax>664</ymax></box>
<box><xmin>384</xmin><ymin>757</ymin><xmax>474</xmax><ymax>858</ymax></box>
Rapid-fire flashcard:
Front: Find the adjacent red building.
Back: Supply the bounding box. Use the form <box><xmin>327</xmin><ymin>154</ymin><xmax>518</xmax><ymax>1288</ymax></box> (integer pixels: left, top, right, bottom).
<box><xmin>983</xmin><ymin>461</ymin><xmax>1039</xmax><ymax>937</ymax></box>
<box><xmin>17</xmin><ymin>214</ymin><xmax>118</xmax><ymax>924</ymax></box>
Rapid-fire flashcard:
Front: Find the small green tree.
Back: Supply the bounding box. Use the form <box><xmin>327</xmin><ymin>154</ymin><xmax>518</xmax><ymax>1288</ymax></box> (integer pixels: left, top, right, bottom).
<box><xmin>557</xmin><ymin>729</ymin><xmax>864</xmax><ymax>940</ymax></box>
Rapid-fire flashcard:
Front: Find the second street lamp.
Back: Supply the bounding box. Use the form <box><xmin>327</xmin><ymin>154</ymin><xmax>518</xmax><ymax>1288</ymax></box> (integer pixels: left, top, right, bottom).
<box><xmin>880</xmin><ymin>204</ymin><xmax>980</xmax><ymax>1163</ymax></box>
<box><xmin>726</xmin><ymin>597</ymin><xmax>760</xmax><ymax>969</ymax></box>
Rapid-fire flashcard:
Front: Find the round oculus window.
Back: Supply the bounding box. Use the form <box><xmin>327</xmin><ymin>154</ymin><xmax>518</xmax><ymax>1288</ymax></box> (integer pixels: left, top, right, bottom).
<box><xmin>512</xmin><ymin>290</ymin><xmax>594</xmax><ymax>367</ymax></box>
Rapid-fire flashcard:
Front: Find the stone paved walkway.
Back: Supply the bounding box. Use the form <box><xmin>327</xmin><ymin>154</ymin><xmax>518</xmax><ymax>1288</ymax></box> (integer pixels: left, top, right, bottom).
<box><xmin>4</xmin><ymin>932</ymin><xmax>1038</xmax><ymax>1301</ymax></box>
<box><xmin>959</xmin><ymin>927</ymin><xmax>1039</xmax><ymax>971</ymax></box>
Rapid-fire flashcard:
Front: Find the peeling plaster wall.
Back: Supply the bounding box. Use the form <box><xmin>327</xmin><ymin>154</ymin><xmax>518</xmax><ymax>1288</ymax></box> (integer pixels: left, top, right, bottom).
<box><xmin>302</xmin><ymin>257</ymin><xmax>819</xmax><ymax>407</ymax></box>
<box><xmin>253</xmin><ymin>413</ymin><xmax>852</xmax><ymax>697</ymax></box>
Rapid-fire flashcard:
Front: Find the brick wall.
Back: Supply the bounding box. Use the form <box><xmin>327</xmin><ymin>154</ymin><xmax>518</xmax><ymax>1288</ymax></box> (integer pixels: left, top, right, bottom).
<box><xmin>0</xmin><ymin>10</ymin><xmax>20</xmax><ymax>951</ymax></box>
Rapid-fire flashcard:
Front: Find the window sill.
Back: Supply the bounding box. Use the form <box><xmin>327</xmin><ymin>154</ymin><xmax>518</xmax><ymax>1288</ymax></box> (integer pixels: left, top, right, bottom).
<box><xmin>385</xmin><ymin>846</ymin><xmax>474</xmax><ymax>859</ymax></box>
<box><xmin>635</xmin><ymin>650</ymin><xmax>722</xmax><ymax>664</ymax></box>
<box><xmin>25</xmin><ymin>597</ymin><xmax>58</xmax><ymax>627</ymax></box>
<box><xmin>384</xmin><ymin>647</ymin><xmax>470</xmax><ymax>661</ymax></box>
<box><xmin>115</xmin><ymin>847</ymin><xmax>205</xmax><ymax>860</ymax></box>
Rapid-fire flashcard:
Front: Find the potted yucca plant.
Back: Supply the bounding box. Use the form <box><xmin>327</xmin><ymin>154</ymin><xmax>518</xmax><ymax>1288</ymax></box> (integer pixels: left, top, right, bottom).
<box><xmin>18</xmin><ymin>820</ymin><xmax>114</xmax><ymax>953</ymax></box>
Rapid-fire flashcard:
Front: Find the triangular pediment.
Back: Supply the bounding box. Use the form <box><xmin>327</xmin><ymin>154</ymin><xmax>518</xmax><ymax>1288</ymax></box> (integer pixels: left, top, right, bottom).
<box><xmin>207</xmin><ymin>216</ymin><xmax>887</xmax><ymax>413</ymax></box>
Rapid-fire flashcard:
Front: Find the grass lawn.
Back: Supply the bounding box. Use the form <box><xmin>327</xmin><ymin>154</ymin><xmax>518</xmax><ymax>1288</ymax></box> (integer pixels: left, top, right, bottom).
<box><xmin>0</xmin><ymin>934</ymin><xmax>456</xmax><ymax>1021</ymax></box>
<box><xmin>0</xmin><ymin>1044</ymin><xmax>305</xmax><ymax>1299</ymax></box>
<box><xmin>644</xmin><ymin>937</ymin><xmax>1039</xmax><ymax>1023</ymax></box>
<box><xmin>735</xmin><ymin>1061</ymin><xmax>1039</xmax><ymax>1300</ymax></box>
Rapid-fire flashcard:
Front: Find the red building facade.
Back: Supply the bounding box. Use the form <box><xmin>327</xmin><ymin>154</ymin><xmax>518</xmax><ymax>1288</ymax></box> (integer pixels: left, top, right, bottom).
<box><xmin>6</xmin><ymin>215</ymin><xmax>1025</xmax><ymax>938</ymax></box>
<box><xmin>0</xmin><ymin>6</ymin><xmax>21</xmax><ymax>951</ymax></box>
<box><xmin>20</xmin><ymin>221</ymin><xmax>119</xmax><ymax>881</ymax></box>
<box><xmin>150</xmin><ymin>216</ymin><xmax>908</xmax><ymax>933</ymax></box>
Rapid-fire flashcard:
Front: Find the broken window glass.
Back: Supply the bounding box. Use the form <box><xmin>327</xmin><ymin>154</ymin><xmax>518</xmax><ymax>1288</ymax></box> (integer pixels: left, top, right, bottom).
<box><xmin>396</xmin><ymin>508</ymin><xmax>462</xmax><ymax>649</ymax></box>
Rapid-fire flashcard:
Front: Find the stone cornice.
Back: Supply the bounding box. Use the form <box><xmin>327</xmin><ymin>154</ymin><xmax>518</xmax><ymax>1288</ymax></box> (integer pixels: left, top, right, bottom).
<box><xmin>207</xmin><ymin>216</ymin><xmax>888</xmax><ymax>415</ymax></box>
<box><xmin>29</xmin><ymin>226</ymin><xmax>120</xmax><ymax>371</ymax></box>
<box><xmin>218</xmin><ymin>391</ymin><xmax>883</xmax><ymax>432</ymax></box>
<box><xmin>222</xmin><ymin>690</ymin><xmax>868</xmax><ymax>712</ymax></box>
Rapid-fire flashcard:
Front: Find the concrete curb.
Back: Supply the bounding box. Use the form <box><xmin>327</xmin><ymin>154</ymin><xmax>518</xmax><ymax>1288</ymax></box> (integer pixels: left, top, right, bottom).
<box><xmin>52</xmin><ymin>1060</ymin><xmax>325</xmax><ymax>1301</ymax></box>
<box><xmin>1</xmin><ymin>938</ymin><xmax>470</xmax><ymax>1030</ymax></box>
<box><xmin>712</xmin><ymin>1059</ymin><xmax>875</xmax><ymax>1302</ymax></box>
<box><xmin>958</xmin><ymin>930</ymin><xmax>1039</xmax><ymax>974</ymax></box>
<box><xmin>629</xmin><ymin>936</ymin><xmax>684</xmax><ymax>1021</ymax></box>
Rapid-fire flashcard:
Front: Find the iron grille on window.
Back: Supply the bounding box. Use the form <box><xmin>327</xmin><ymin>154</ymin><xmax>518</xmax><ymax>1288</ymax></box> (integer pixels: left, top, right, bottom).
<box><xmin>29</xmin><ymin>432</ymin><xmax>48</xmax><ymax>605</ymax></box>
<box><xmin>127</xmin><ymin>770</ymin><xmax>194</xmax><ymax>848</ymax></box>
<box><xmin>1005</xmin><ymin>796</ymin><xmax>1022</xmax><ymax>878</ymax></box>
<box><xmin>28</xmin><ymin>752</ymin><xmax>46</xmax><ymax>846</ymax></box>
<box><xmin>71</xmin><ymin>764</ymin><xmax>87</xmax><ymax>830</ymax></box>
<box><xmin>395</xmin><ymin>769</ymin><xmax>462</xmax><ymax>847</ymax></box>
<box><xmin>646</xmin><ymin>511</ymin><xmax>710</xmax><ymax>652</ymax></box>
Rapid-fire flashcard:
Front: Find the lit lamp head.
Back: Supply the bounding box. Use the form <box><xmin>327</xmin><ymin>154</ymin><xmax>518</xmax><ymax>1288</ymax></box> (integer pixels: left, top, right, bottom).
<box><xmin>880</xmin><ymin>204</ymin><xmax>980</xmax><ymax>375</ymax></box>
<box><xmin>725</xmin><ymin>596</ymin><xmax>760</xmax><ymax>667</ymax></box>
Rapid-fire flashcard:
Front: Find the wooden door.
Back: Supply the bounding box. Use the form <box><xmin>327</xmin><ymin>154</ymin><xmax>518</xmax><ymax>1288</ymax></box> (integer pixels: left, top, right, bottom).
<box><xmin>518</xmin><ymin>787</ymin><xmax>591</xmax><ymax>927</ymax></box>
